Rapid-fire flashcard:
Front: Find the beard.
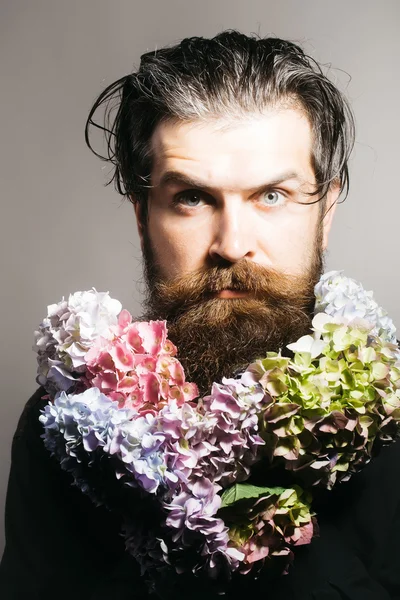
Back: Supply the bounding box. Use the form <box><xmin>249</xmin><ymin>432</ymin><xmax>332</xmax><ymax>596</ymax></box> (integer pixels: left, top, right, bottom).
<box><xmin>140</xmin><ymin>228</ymin><xmax>324</xmax><ymax>396</ymax></box>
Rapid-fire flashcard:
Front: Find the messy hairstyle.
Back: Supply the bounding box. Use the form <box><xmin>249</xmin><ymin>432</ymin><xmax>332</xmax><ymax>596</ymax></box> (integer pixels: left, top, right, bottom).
<box><xmin>85</xmin><ymin>30</ymin><xmax>355</xmax><ymax>221</ymax></box>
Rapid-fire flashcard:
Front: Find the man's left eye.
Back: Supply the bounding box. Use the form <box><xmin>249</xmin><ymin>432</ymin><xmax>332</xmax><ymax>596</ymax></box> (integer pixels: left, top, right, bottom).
<box><xmin>260</xmin><ymin>191</ymin><xmax>285</xmax><ymax>206</ymax></box>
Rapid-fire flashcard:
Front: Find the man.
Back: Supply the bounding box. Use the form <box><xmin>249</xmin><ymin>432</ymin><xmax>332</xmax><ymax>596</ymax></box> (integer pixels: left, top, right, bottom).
<box><xmin>1</xmin><ymin>31</ymin><xmax>399</xmax><ymax>599</ymax></box>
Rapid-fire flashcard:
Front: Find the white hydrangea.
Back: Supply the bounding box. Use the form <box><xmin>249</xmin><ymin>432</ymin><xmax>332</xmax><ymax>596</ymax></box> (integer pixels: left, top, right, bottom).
<box><xmin>314</xmin><ymin>271</ymin><xmax>397</xmax><ymax>343</ymax></box>
<box><xmin>34</xmin><ymin>289</ymin><xmax>122</xmax><ymax>393</ymax></box>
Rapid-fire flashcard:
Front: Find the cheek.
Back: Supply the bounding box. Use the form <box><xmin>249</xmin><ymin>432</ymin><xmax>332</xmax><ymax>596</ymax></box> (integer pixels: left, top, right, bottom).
<box><xmin>147</xmin><ymin>212</ymin><xmax>210</xmax><ymax>279</ymax></box>
<box><xmin>257</xmin><ymin>210</ymin><xmax>319</xmax><ymax>273</ymax></box>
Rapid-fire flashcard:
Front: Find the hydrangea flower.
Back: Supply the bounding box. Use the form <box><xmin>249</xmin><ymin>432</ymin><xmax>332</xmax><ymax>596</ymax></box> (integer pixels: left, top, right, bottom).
<box><xmin>36</xmin><ymin>272</ymin><xmax>400</xmax><ymax>592</ymax></box>
<box><xmin>219</xmin><ymin>484</ymin><xmax>314</xmax><ymax>574</ymax></box>
<box><xmin>109</xmin><ymin>413</ymin><xmax>171</xmax><ymax>493</ymax></box>
<box><xmin>39</xmin><ymin>386</ymin><xmax>134</xmax><ymax>456</ymax></box>
<box><xmin>315</xmin><ymin>271</ymin><xmax>397</xmax><ymax>343</ymax></box>
<box><xmin>248</xmin><ymin>312</ymin><xmax>400</xmax><ymax>489</ymax></box>
<box><xmin>163</xmin><ymin>478</ymin><xmax>244</xmax><ymax>576</ymax></box>
<box><xmin>40</xmin><ymin>387</ymin><xmax>179</xmax><ymax>495</ymax></box>
<box><xmin>34</xmin><ymin>289</ymin><xmax>199</xmax><ymax>413</ymax></box>
<box><xmin>85</xmin><ymin>310</ymin><xmax>198</xmax><ymax>412</ymax></box>
<box><xmin>34</xmin><ymin>289</ymin><xmax>122</xmax><ymax>394</ymax></box>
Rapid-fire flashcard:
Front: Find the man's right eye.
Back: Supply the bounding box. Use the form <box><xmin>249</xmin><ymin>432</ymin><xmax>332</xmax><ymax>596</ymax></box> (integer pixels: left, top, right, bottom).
<box><xmin>173</xmin><ymin>191</ymin><xmax>206</xmax><ymax>208</ymax></box>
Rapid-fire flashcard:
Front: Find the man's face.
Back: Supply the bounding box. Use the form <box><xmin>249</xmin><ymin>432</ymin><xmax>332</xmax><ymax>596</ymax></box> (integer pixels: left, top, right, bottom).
<box><xmin>135</xmin><ymin>108</ymin><xmax>338</xmax><ymax>394</ymax></box>
<box><xmin>142</xmin><ymin>108</ymin><xmax>335</xmax><ymax>279</ymax></box>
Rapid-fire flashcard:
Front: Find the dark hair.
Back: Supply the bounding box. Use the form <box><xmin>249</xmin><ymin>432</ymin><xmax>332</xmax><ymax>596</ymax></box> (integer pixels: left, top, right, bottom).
<box><xmin>85</xmin><ymin>30</ymin><xmax>355</xmax><ymax>221</ymax></box>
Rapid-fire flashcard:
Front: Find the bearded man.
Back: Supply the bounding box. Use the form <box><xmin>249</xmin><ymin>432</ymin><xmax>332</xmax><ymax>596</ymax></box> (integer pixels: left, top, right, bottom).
<box><xmin>1</xmin><ymin>31</ymin><xmax>399</xmax><ymax>600</ymax></box>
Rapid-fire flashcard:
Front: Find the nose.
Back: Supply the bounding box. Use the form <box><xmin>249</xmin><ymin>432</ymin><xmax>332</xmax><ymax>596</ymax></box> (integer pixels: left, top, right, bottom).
<box><xmin>208</xmin><ymin>198</ymin><xmax>257</xmax><ymax>264</ymax></box>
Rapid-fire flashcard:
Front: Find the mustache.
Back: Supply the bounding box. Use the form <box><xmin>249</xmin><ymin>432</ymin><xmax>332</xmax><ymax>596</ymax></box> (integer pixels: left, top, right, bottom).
<box><xmin>148</xmin><ymin>260</ymin><xmax>316</xmax><ymax>315</ymax></box>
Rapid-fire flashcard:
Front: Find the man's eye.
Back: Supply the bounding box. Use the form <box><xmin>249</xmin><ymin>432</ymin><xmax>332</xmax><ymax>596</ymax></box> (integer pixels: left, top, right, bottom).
<box><xmin>174</xmin><ymin>191</ymin><xmax>206</xmax><ymax>208</ymax></box>
<box><xmin>260</xmin><ymin>191</ymin><xmax>285</xmax><ymax>206</ymax></box>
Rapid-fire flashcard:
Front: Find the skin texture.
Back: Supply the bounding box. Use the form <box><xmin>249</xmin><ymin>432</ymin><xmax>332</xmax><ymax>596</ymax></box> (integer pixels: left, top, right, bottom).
<box><xmin>135</xmin><ymin>108</ymin><xmax>339</xmax><ymax>281</ymax></box>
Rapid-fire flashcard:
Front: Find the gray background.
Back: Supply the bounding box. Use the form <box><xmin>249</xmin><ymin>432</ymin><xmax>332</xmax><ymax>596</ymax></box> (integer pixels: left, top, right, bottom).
<box><xmin>0</xmin><ymin>0</ymin><xmax>399</xmax><ymax>555</ymax></box>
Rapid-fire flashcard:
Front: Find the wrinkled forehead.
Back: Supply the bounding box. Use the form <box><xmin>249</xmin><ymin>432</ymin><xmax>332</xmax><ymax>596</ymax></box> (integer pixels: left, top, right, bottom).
<box><xmin>150</xmin><ymin>108</ymin><xmax>316</xmax><ymax>190</ymax></box>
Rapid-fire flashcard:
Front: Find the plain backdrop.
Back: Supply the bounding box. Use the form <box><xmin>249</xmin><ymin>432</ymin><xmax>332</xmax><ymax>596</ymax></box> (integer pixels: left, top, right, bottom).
<box><xmin>0</xmin><ymin>0</ymin><xmax>399</xmax><ymax>555</ymax></box>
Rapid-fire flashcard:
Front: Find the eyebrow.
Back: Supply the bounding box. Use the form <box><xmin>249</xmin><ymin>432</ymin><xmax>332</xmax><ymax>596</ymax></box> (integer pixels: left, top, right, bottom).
<box><xmin>156</xmin><ymin>169</ymin><xmax>305</xmax><ymax>194</ymax></box>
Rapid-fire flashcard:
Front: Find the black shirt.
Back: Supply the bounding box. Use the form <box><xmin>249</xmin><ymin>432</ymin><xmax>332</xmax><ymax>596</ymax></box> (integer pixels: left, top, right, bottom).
<box><xmin>0</xmin><ymin>387</ymin><xmax>399</xmax><ymax>599</ymax></box>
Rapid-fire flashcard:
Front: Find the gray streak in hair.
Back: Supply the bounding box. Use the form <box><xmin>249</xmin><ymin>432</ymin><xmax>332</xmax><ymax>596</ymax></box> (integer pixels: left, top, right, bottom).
<box><xmin>85</xmin><ymin>30</ymin><xmax>355</xmax><ymax>222</ymax></box>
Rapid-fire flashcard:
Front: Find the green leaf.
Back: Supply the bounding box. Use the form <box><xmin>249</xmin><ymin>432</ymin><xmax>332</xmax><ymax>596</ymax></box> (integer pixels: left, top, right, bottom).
<box><xmin>220</xmin><ymin>483</ymin><xmax>286</xmax><ymax>508</ymax></box>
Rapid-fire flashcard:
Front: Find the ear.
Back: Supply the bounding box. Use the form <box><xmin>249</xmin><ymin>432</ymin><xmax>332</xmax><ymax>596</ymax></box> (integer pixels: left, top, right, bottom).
<box><xmin>133</xmin><ymin>198</ymin><xmax>145</xmax><ymax>251</ymax></box>
<box><xmin>321</xmin><ymin>182</ymin><xmax>340</xmax><ymax>250</ymax></box>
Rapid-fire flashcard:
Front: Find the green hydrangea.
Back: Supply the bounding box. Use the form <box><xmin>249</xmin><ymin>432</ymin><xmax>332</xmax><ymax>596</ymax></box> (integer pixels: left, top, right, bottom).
<box><xmin>247</xmin><ymin>314</ymin><xmax>400</xmax><ymax>489</ymax></box>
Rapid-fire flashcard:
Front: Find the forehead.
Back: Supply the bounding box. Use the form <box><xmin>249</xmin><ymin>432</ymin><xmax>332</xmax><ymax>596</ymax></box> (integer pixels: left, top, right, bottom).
<box><xmin>150</xmin><ymin>108</ymin><xmax>315</xmax><ymax>189</ymax></box>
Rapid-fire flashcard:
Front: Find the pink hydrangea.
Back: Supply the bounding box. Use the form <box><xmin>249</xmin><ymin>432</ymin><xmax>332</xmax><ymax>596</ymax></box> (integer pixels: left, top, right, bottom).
<box><xmin>85</xmin><ymin>310</ymin><xmax>198</xmax><ymax>413</ymax></box>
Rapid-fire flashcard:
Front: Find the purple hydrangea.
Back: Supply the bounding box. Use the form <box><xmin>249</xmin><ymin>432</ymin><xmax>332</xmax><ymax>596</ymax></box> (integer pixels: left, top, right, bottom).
<box><xmin>40</xmin><ymin>372</ymin><xmax>270</xmax><ymax>577</ymax></box>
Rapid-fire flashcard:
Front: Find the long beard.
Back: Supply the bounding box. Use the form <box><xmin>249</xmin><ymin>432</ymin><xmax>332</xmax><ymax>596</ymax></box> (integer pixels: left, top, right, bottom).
<box><xmin>140</xmin><ymin>231</ymin><xmax>324</xmax><ymax>396</ymax></box>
